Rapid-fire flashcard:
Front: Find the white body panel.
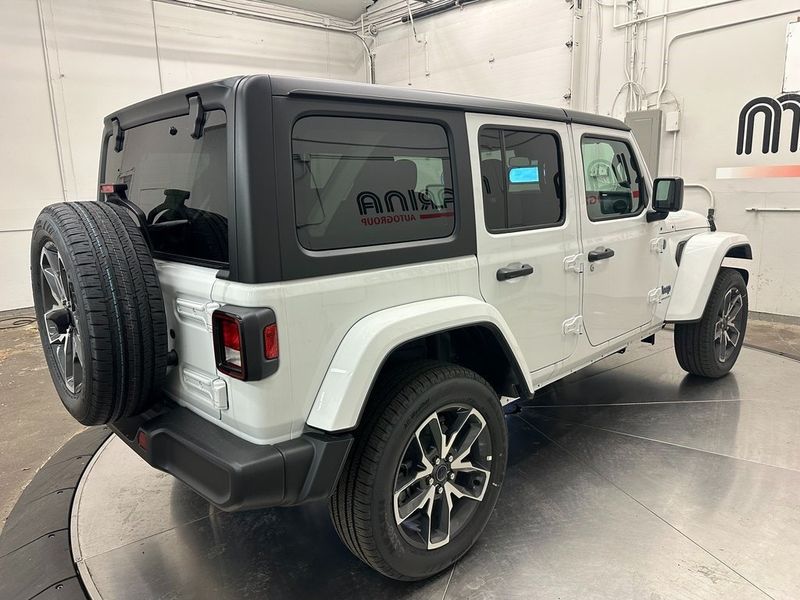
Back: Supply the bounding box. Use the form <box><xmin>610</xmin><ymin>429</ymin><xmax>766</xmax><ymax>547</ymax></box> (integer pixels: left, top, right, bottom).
<box><xmin>306</xmin><ymin>296</ymin><xmax>530</xmax><ymax>432</ymax></box>
<box><xmin>570</xmin><ymin>124</ymin><xmax>662</xmax><ymax>346</ymax></box>
<box><xmin>465</xmin><ymin>113</ymin><xmax>582</xmax><ymax>372</ymax></box>
<box><xmin>665</xmin><ymin>232</ymin><xmax>751</xmax><ymax>322</ymax></box>
<box><xmin>154</xmin><ymin>111</ymin><xmax>750</xmax><ymax>446</ymax></box>
<box><xmin>210</xmin><ymin>257</ymin><xmax>481</xmax><ymax>444</ymax></box>
<box><xmin>156</xmin><ymin>261</ymin><xmax>222</xmax><ymax>421</ymax></box>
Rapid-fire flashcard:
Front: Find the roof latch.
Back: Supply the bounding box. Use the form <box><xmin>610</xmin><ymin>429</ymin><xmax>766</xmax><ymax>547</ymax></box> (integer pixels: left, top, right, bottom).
<box><xmin>111</xmin><ymin>118</ymin><xmax>124</xmax><ymax>152</ymax></box>
<box><xmin>188</xmin><ymin>94</ymin><xmax>206</xmax><ymax>139</ymax></box>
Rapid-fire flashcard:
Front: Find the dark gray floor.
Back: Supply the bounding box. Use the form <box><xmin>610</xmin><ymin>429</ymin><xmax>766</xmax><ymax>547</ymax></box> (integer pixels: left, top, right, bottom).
<box><xmin>0</xmin><ymin>310</ymin><xmax>85</xmax><ymax>527</ymax></box>
<box><xmin>73</xmin><ymin>333</ymin><xmax>800</xmax><ymax>600</ymax></box>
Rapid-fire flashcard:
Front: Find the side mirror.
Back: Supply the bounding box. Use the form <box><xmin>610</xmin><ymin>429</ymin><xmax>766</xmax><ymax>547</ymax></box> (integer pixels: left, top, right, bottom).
<box><xmin>647</xmin><ymin>177</ymin><xmax>684</xmax><ymax>222</ymax></box>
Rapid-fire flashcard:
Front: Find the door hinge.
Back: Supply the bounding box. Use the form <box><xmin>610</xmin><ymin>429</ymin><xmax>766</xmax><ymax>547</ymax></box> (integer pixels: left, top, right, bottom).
<box><xmin>564</xmin><ymin>254</ymin><xmax>584</xmax><ymax>273</ymax></box>
<box><xmin>182</xmin><ymin>368</ymin><xmax>229</xmax><ymax>411</ymax></box>
<box><xmin>176</xmin><ymin>299</ymin><xmax>220</xmax><ymax>332</ymax></box>
<box><xmin>648</xmin><ymin>285</ymin><xmax>672</xmax><ymax>304</ymax></box>
<box><xmin>650</xmin><ymin>237</ymin><xmax>667</xmax><ymax>253</ymax></box>
<box><xmin>562</xmin><ymin>315</ymin><xmax>583</xmax><ymax>335</ymax></box>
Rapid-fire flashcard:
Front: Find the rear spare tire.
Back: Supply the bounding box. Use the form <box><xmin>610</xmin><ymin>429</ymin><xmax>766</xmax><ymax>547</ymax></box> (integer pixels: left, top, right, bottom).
<box><xmin>30</xmin><ymin>201</ymin><xmax>167</xmax><ymax>425</ymax></box>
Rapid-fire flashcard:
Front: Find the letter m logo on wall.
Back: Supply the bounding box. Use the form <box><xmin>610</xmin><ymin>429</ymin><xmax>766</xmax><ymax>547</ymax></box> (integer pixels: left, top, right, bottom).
<box><xmin>737</xmin><ymin>94</ymin><xmax>800</xmax><ymax>155</ymax></box>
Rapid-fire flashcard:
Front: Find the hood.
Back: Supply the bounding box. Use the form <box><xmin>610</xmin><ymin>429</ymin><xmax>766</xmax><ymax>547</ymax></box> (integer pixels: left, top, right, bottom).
<box><xmin>665</xmin><ymin>210</ymin><xmax>710</xmax><ymax>232</ymax></box>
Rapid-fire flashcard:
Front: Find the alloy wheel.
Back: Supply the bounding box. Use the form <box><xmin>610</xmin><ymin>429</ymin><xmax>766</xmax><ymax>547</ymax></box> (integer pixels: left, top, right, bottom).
<box><xmin>714</xmin><ymin>287</ymin><xmax>744</xmax><ymax>363</ymax></box>
<box><xmin>39</xmin><ymin>241</ymin><xmax>83</xmax><ymax>393</ymax></box>
<box><xmin>393</xmin><ymin>405</ymin><xmax>492</xmax><ymax>550</ymax></box>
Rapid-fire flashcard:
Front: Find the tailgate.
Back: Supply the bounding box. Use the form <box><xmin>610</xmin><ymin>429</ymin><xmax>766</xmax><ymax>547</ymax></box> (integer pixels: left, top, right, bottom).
<box><xmin>156</xmin><ymin>260</ymin><xmax>225</xmax><ymax>420</ymax></box>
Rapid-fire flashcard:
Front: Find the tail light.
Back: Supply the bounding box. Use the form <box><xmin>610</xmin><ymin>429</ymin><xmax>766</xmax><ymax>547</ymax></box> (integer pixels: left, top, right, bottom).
<box><xmin>264</xmin><ymin>323</ymin><xmax>279</xmax><ymax>360</ymax></box>
<box><xmin>214</xmin><ymin>312</ymin><xmax>243</xmax><ymax>376</ymax></box>
<box><xmin>212</xmin><ymin>307</ymin><xmax>279</xmax><ymax>380</ymax></box>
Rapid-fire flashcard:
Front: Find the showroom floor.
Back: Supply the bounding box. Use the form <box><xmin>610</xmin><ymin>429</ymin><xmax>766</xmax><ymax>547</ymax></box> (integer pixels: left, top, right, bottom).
<box><xmin>71</xmin><ymin>330</ymin><xmax>799</xmax><ymax>599</ymax></box>
<box><xmin>2</xmin><ymin>310</ymin><xmax>799</xmax><ymax>599</ymax></box>
<box><xmin>0</xmin><ymin>309</ymin><xmax>84</xmax><ymax>526</ymax></box>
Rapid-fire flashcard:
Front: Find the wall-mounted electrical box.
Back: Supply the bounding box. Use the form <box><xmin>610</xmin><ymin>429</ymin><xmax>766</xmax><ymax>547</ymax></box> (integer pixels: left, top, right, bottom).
<box><xmin>665</xmin><ymin>111</ymin><xmax>681</xmax><ymax>132</ymax></box>
<box><xmin>625</xmin><ymin>109</ymin><xmax>663</xmax><ymax>176</ymax></box>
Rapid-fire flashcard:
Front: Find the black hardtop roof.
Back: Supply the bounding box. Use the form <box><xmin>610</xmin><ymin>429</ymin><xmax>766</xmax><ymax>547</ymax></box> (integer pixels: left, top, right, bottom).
<box><xmin>106</xmin><ymin>74</ymin><xmax>628</xmax><ymax>132</ymax></box>
<box><xmin>268</xmin><ymin>74</ymin><xmax>629</xmax><ymax>131</ymax></box>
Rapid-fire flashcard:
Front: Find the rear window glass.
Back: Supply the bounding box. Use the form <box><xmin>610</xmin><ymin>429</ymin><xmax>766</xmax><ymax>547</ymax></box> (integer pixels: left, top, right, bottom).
<box><xmin>292</xmin><ymin>116</ymin><xmax>456</xmax><ymax>251</ymax></box>
<box><xmin>103</xmin><ymin>110</ymin><xmax>229</xmax><ymax>265</ymax></box>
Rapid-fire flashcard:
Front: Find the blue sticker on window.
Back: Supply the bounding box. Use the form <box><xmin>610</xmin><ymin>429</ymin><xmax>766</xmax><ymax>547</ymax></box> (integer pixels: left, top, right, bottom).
<box><xmin>509</xmin><ymin>166</ymin><xmax>540</xmax><ymax>183</ymax></box>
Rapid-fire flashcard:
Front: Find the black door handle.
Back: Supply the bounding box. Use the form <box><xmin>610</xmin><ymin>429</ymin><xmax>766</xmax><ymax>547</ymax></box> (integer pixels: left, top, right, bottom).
<box><xmin>588</xmin><ymin>247</ymin><xmax>615</xmax><ymax>262</ymax></box>
<box><xmin>496</xmin><ymin>263</ymin><xmax>534</xmax><ymax>281</ymax></box>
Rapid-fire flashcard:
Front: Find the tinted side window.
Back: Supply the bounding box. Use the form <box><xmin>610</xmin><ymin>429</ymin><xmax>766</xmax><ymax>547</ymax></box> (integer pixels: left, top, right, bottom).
<box><xmin>479</xmin><ymin>127</ymin><xmax>564</xmax><ymax>232</ymax></box>
<box><xmin>292</xmin><ymin>116</ymin><xmax>455</xmax><ymax>251</ymax></box>
<box><xmin>103</xmin><ymin>110</ymin><xmax>229</xmax><ymax>264</ymax></box>
<box><xmin>581</xmin><ymin>137</ymin><xmax>646</xmax><ymax>221</ymax></box>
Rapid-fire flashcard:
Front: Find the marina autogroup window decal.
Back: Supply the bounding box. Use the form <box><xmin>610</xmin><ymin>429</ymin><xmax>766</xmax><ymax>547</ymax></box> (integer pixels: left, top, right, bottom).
<box><xmin>291</xmin><ymin>115</ymin><xmax>456</xmax><ymax>251</ymax></box>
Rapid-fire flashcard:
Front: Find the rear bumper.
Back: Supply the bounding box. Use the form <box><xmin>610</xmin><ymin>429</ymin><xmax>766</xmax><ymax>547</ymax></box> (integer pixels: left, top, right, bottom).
<box><xmin>110</xmin><ymin>405</ymin><xmax>352</xmax><ymax>511</ymax></box>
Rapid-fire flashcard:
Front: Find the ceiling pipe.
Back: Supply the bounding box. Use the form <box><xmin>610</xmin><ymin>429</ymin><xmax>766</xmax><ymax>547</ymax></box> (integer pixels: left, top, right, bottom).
<box><xmin>152</xmin><ymin>0</ymin><xmax>489</xmax><ymax>83</ymax></box>
<box><xmin>400</xmin><ymin>0</ymin><xmax>480</xmax><ymax>22</ymax></box>
<box><xmin>611</xmin><ymin>0</ymin><xmax>745</xmax><ymax>29</ymax></box>
<box><xmin>154</xmin><ymin>0</ymin><xmax>376</xmax><ymax>82</ymax></box>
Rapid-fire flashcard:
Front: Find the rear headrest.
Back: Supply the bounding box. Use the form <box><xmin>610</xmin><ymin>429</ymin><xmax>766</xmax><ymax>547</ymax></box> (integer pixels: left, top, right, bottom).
<box><xmin>394</xmin><ymin>159</ymin><xmax>418</xmax><ymax>191</ymax></box>
<box><xmin>481</xmin><ymin>159</ymin><xmax>503</xmax><ymax>195</ymax></box>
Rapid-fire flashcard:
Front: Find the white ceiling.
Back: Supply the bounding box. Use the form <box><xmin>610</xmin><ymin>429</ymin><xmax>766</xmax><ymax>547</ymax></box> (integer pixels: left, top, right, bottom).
<box><xmin>259</xmin><ymin>0</ymin><xmax>376</xmax><ymax>20</ymax></box>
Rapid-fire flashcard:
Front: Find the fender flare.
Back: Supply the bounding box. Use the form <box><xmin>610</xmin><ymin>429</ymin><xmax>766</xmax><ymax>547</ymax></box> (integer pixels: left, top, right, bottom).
<box><xmin>305</xmin><ymin>296</ymin><xmax>530</xmax><ymax>433</ymax></box>
<box><xmin>666</xmin><ymin>232</ymin><xmax>752</xmax><ymax>322</ymax></box>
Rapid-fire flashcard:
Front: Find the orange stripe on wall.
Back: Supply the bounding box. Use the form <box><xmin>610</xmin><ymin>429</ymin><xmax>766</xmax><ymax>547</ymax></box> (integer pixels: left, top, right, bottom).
<box><xmin>716</xmin><ymin>165</ymin><xmax>800</xmax><ymax>179</ymax></box>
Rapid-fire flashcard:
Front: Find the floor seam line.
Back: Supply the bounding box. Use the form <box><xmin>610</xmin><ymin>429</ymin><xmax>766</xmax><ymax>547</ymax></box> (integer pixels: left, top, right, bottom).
<box><xmin>538</xmin><ymin>415</ymin><xmax>800</xmax><ymax>474</ymax></box>
<box><xmin>525</xmin><ymin>398</ymin><xmax>743</xmax><ymax>408</ymax></box>
<box><xmin>77</xmin><ymin>512</ymin><xmax>215</xmax><ymax>561</ymax></box>
<box><xmin>440</xmin><ymin>565</ymin><xmax>456</xmax><ymax>600</ymax></box>
<box><xmin>518</xmin><ymin>413</ymin><xmax>777</xmax><ymax>600</ymax></box>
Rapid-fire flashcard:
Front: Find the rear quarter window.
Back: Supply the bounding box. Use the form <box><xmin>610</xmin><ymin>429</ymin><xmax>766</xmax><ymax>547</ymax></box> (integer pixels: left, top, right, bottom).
<box><xmin>291</xmin><ymin>116</ymin><xmax>456</xmax><ymax>251</ymax></box>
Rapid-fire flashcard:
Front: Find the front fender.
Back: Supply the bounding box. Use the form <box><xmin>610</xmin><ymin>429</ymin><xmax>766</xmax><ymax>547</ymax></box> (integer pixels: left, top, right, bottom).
<box><xmin>305</xmin><ymin>296</ymin><xmax>529</xmax><ymax>433</ymax></box>
<box><xmin>666</xmin><ymin>232</ymin><xmax>751</xmax><ymax>322</ymax></box>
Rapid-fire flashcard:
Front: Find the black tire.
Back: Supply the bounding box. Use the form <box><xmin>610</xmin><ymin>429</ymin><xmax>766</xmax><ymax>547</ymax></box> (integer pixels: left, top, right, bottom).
<box><xmin>30</xmin><ymin>201</ymin><xmax>167</xmax><ymax>425</ymax></box>
<box><xmin>330</xmin><ymin>361</ymin><xmax>507</xmax><ymax>581</ymax></box>
<box><xmin>674</xmin><ymin>268</ymin><xmax>748</xmax><ymax>378</ymax></box>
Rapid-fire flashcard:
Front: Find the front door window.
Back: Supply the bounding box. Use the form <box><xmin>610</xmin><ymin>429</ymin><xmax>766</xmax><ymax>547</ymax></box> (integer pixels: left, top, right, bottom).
<box><xmin>581</xmin><ymin>137</ymin><xmax>646</xmax><ymax>221</ymax></box>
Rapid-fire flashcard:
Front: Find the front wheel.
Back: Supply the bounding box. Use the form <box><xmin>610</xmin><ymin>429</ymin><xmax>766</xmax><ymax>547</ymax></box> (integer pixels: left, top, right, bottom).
<box><xmin>674</xmin><ymin>268</ymin><xmax>748</xmax><ymax>378</ymax></box>
<box><xmin>330</xmin><ymin>361</ymin><xmax>507</xmax><ymax>580</ymax></box>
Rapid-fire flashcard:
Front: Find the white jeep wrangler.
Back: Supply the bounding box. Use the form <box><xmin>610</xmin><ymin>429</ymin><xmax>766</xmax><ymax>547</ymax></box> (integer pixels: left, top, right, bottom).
<box><xmin>31</xmin><ymin>75</ymin><xmax>751</xmax><ymax>581</ymax></box>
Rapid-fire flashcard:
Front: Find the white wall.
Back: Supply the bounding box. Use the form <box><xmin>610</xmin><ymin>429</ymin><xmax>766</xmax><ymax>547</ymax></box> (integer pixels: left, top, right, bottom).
<box><xmin>0</xmin><ymin>0</ymin><xmax>366</xmax><ymax>311</ymax></box>
<box><xmin>575</xmin><ymin>0</ymin><xmax>800</xmax><ymax>316</ymax></box>
<box><xmin>0</xmin><ymin>0</ymin><xmax>64</xmax><ymax>312</ymax></box>
<box><xmin>372</xmin><ymin>0</ymin><xmax>574</xmax><ymax>107</ymax></box>
<box><xmin>5</xmin><ymin>0</ymin><xmax>799</xmax><ymax>317</ymax></box>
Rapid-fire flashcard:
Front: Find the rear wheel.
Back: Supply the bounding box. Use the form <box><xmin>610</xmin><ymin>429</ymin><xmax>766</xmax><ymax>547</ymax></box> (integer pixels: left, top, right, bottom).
<box><xmin>330</xmin><ymin>361</ymin><xmax>507</xmax><ymax>580</ymax></box>
<box><xmin>674</xmin><ymin>268</ymin><xmax>748</xmax><ymax>378</ymax></box>
<box><xmin>31</xmin><ymin>201</ymin><xmax>167</xmax><ymax>425</ymax></box>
